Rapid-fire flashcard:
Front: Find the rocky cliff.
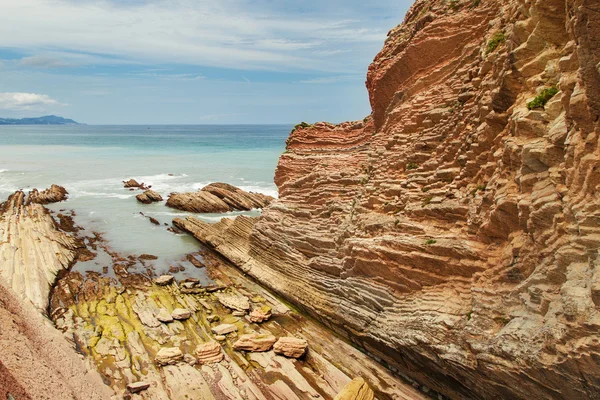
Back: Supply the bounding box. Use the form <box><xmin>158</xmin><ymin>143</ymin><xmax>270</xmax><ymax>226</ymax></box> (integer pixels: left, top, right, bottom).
<box><xmin>178</xmin><ymin>0</ymin><xmax>600</xmax><ymax>398</ymax></box>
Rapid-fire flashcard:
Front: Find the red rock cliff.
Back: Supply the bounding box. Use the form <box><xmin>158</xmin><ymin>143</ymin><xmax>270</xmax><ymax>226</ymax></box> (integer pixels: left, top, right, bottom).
<box><xmin>181</xmin><ymin>0</ymin><xmax>600</xmax><ymax>398</ymax></box>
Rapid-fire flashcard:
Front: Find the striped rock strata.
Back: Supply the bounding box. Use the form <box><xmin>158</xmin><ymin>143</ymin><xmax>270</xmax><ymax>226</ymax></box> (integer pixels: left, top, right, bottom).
<box><xmin>0</xmin><ymin>190</ymin><xmax>79</xmax><ymax>312</ymax></box>
<box><xmin>167</xmin><ymin>182</ymin><xmax>274</xmax><ymax>213</ymax></box>
<box><xmin>176</xmin><ymin>0</ymin><xmax>600</xmax><ymax>398</ymax></box>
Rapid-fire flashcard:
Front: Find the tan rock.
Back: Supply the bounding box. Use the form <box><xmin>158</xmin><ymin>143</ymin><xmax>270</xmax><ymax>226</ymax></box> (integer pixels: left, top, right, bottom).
<box><xmin>155</xmin><ymin>347</ymin><xmax>183</xmax><ymax>366</ymax></box>
<box><xmin>136</xmin><ymin>190</ymin><xmax>163</xmax><ymax>204</ymax></box>
<box><xmin>154</xmin><ymin>275</ymin><xmax>174</xmax><ymax>286</ymax></box>
<box><xmin>127</xmin><ymin>381</ymin><xmax>150</xmax><ymax>394</ymax></box>
<box><xmin>172</xmin><ymin>308</ymin><xmax>192</xmax><ymax>320</ymax></box>
<box><xmin>273</xmin><ymin>337</ymin><xmax>307</xmax><ymax>358</ymax></box>
<box><xmin>249</xmin><ymin>306</ymin><xmax>272</xmax><ymax>323</ymax></box>
<box><xmin>156</xmin><ymin>308</ymin><xmax>173</xmax><ymax>323</ymax></box>
<box><xmin>166</xmin><ymin>182</ymin><xmax>274</xmax><ymax>213</ymax></box>
<box><xmin>334</xmin><ymin>378</ymin><xmax>374</xmax><ymax>400</ymax></box>
<box><xmin>211</xmin><ymin>323</ymin><xmax>237</xmax><ymax>335</ymax></box>
<box><xmin>195</xmin><ymin>342</ymin><xmax>223</xmax><ymax>364</ymax></box>
<box><xmin>233</xmin><ymin>333</ymin><xmax>277</xmax><ymax>352</ymax></box>
<box><xmin>215</xmin><ymin>292</ymin><xmax>250</xmax><ymax>312</ymax></box>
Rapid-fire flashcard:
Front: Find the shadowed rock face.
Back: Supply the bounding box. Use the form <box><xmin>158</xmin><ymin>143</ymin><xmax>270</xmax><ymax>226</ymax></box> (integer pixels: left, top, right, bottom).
<box><xmin>176</xmin><ymin>0</ymin><xmax>600</xmax><ymax>398</ymax></box>
<box><xmin>167</xmin><ymin>182</ymin><xmax>274</xmax><ymax>213</ymax></box>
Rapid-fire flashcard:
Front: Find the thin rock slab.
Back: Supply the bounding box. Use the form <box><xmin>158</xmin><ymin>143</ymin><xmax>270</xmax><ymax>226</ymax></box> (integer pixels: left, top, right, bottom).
<box><xmin>273</xmin><ymin>337</ymin><xmax>308</xmax><ymax>358</ymax></box>
<box><xmin>233</xmin><ymin>333</ymin><xmax>277</xmax><ymax>352</ymax></box>
<box><xmin>214</xmin><ymin>292</ymin><xmax>250</xmax><ymax>312</ymax></box>
<box><xmin>156</xmin><ymin>308</ymin><xmax>173</xmax><ymax>323</ymax></box>
<box><xmin>211</xmin><ymin>323</ymin><xmax>237</xmax><ymax>335</ymax></box>
<box><xmin>154</xmin><ymin>275</ymin><xmax>174</xmax><ymax>286</ymax></box>
<box><xmin>248</xmin><ymin>306</ymin><xmax>272</xmax><ymax>323</ymax></box>
<box><xmin>127</xmin><ymin>381</ymin><xmax>151</xmax><ymax>394</ymax></box>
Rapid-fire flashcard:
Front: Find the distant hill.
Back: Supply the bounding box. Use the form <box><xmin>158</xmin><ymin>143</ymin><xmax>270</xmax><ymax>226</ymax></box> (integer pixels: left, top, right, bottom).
<box><xmin>0</xmin><ymin>115</ymin><xmax>80</xmax><ymax>125</ymax></box>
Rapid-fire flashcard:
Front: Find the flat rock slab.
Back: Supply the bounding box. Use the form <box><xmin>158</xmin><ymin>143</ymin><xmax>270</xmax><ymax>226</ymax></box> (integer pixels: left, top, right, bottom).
<box><xmin>215</xmin><ymin>292</ymin><xmax>250</xmax><ymax>312</ymax></box>
<box><xmin>334</xmin><ymin>377</ymin><xmax>374</xmax><ymax>400</ymax></box>
<box><xmin>154</xmin><ymin>275</ymin><xmax>174</xmax><ymax>286</ymax></box>
<box><xmin>273</xmin><ymin>337</ymin><xmax>308</xmax><ymax>358</ymax></box>
<box><xmin>196</xmin><ymin>342</ymin><xmax>224</xmax><ymax>364</ymax></box>
<box><xmin>211</xmin><ymin>323</ymin><xmax>237</xmax><ymax>335</ymax></box>
<box><xmin>233</xmin><ymin>334</ymin><xmax>277</xmax><ymax>352</ymax></box>
<box><xmin>127</xmin><ymin>381</ymin><xmax>151</xmax><ymax>393</ymax></box>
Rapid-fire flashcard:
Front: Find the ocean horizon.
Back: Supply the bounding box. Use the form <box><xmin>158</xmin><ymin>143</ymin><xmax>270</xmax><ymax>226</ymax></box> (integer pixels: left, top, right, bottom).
<box><xmin>0</xmin><ymin>124</ymin><xmax>290</xmax><ymax>278</ymax></box>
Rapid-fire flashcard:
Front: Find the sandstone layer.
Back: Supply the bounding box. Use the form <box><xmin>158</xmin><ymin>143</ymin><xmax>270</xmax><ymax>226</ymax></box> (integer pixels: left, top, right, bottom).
<box><xmin>167</xmin><ymin>182</ymin><xmax>274</xmax><ymax>213</ymax></box>
<box><xmin>0</xmin><ymin>191</ymin><xmax>79</xmax><ymax>312</ymax></box>
<box><xmin>176</xmin><ymin>0</ymin><xmax>600</xmax><ymax>398</ymax></box>
<box><xmin>50</xmin><ymin>246</ymin><xmax>424</xmax><ymax>400</ymax></box>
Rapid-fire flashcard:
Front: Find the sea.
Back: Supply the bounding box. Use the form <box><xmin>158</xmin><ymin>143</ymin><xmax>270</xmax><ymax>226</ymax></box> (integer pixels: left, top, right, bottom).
<box><xmin>0</xmin><ymin>125</ymin><xmax>289</xmax><ymax>279</ymax></box>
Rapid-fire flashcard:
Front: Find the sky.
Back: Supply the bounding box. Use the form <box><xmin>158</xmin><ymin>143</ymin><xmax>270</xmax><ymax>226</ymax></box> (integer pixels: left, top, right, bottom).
<box><xmin>0</xmin><ymin>0</ymin><xmax>412</xmax><ymax>124</ymax></box>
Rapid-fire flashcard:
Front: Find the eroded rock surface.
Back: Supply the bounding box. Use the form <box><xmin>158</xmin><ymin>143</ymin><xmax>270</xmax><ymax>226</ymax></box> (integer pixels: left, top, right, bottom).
<box><xmin>175</xmin><ymin>0</ymin><xmax>600</xmax><ymax>398</ymax></box>
<box><xmin>166</xmin><ymin>182</ymin><xmax>274</xmax><ymax>213</ymax></box>
<box><xmin>0</xmin><ymin>191</ymin><xmax>79</xmax><ymax>312</ymax></box>
<box><xmin>136</xmin><ymin>190</ymin><xmax>163</xmax><ymax>204</ymax></box>
<box><xmin>27</xmin><ymin>184</ymin><xmax>68</xmax><ymax>204</ymax></box>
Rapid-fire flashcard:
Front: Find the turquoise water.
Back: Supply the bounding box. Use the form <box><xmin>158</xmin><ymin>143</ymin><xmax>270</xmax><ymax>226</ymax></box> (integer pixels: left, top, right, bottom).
<box><xmin>0</xmin><ymin>125</ymin><xmax>289</xmax><ymax>276</ymax></box>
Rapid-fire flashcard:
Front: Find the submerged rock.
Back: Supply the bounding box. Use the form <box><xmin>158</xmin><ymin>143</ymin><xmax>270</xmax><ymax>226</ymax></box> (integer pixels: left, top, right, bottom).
<box><xmin>273</xmin><ymin>337</ymin><xmax>307</xmax><ymax>358</ymax></box>
<box><xmin>233</xmin><ymin>334</ymin><xmax>277</xmax><ymax>352</ymax></box>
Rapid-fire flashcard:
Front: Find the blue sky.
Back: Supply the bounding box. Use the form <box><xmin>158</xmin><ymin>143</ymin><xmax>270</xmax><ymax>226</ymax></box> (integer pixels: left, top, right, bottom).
<box><xmin>0</xmin><ymin>0</ymin><xmax>412</xmax><ymax>124</ymax></box>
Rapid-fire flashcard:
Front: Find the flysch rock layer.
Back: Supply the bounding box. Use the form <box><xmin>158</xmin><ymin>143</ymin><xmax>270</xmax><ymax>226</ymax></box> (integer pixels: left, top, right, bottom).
<box><xmin>27</xmin><ymin>184</ymin><xmax>69</xmax><ymax>204</ymax></box>
<box><xmin>175</xmin><ymin>0</ymin><xmax>600</xmax><ymax>398</ymax></box>
<box><xmin>167</xmin><ymin>182</ymin><xmax>274</xmax><ymax>213</ymax></box>
<box><xmin>0</xmin><ymin>278</ymin><xmax>113</xmax><ymax>400</ymax></box>
<box><xmin>50</xmin><ymin>248</ymin><xmax>425</xmax><ymax>400</ymax></box>
<box><xmin>0</xmin><ymin>191</ymin><xmax>79</xmax><ymax>312</ymax></box>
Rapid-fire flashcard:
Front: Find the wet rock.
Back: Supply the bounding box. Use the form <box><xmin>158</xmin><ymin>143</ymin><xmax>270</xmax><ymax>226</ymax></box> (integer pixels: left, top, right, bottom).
<box><xmin>215</xmin><ymin>292</ymin><xmax>250</xmax><ymax>312</ymax></box>
<box><xmin>273</xmin><ymin>337</ymin><xmax>308</xmax><ymax>358</ymax></box>
<box><xmin>249</xmin><ymin>306</ymin><xmax>272</xmax><ymax>323</ymax></box>
<box><xmin>139</xmin><ymin>254</ymin><xmax>158</xmax><ymax>260</ymax></box>
<box><xmin>211</xmin><ymin>324</ymin><xmax>237</xmax><ymax>335</ymax></box>
<box><xmin>123</xmin><ymin>179</ymin><xmax>148</xmax><ymax>189</ymax></box>
<box><xmin>27</xmin><ymin>184</ymin><xmax>68</xmax><ymax>204</ymax></box>
<box><xmin>148</xmin><ymin>217</ymin><xmax>160</xmax><ymax>225</ymax></box>
<box><xmin>334</xmin><ymin>377</ymin><xmax>374</xmax><ymax>400</ymax></box>
<box><xmin>136</xmin><ymin>190</ymin><xmax>163</xmax><ymax>204</ymax></box>
<box><xmin>155</xmin><ymin>347</ymin><xmax>183</xmax><ymax>366</ymax></box>
<box><xmin>156</xmin><ymin>308</ymin><xmax>173</xmax><ymax>323</ymax></box>
<box><xmin>127</xmin><ymin>381</ymin><xmax>150</xmax><ymax>394</ymax></box>
<box><xmin>166</xmin><ymin>182</ymin><xmax>274</xmax><ymax>213</ymax></box>
<box><xmin>171</xmin><ymin>308</ymin><xmax>191</xmax><ymax>320</ymax></box>
<box><xmin>154</xmin><ymin>275</ymin><xmax>174</xmax><ymax>286</ymax></box>
<box><xmin>233</xmin><ymin>334</ymin><xmax>277</xmax><ymax>352</ymax></box>
<box><xmin>195</xmin><ymin>342</ymin><xmax>224</xmax><ymax>364</ymax></box>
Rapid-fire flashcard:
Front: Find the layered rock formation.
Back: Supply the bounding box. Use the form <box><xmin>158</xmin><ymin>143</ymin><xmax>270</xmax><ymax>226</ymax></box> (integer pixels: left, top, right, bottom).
<box><xmin>177</xmin><ymin>0</ymin><xmax>600</xmax><ymax>398</ymax></box>
<box><xmin>167</xmin><ymin>183</ymin><xmax>273</xmax><ymax>213</ymax></box>
<box><xmin>27</xmin><ymin>184</ymin><xmax>68</xmax><ymax>204</ymax></box>
<box><xmin>50</xmin><ymin>247</ymin><xmax>424</xmax><ymax>400</ymax></box>
<box><xmin>136</xmin><ymin>189</ymin><xmax>163</xmax><ymax>204</ymax></box>
<box><xmin>0</xmin><ymin>191</ymin><xmax>79</xmax><ymax>312</ymax></box>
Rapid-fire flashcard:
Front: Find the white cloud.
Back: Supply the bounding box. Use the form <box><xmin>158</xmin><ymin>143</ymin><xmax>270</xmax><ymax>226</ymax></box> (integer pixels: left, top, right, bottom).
<box><xmin>0</xmin><ymin>0</ymin><xmax>389</xmax><ymax>72</ymax></box>
<box><xmin>0</xmin><ymin>92</ymin><xmax>62</xmax><ymax>110</ymax></box>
